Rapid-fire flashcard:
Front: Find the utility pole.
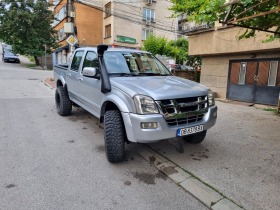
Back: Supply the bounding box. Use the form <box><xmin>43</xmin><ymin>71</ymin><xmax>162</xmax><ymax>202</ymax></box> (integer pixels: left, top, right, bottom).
<box><xmin>44</xmin><ymin>44</ymin><xmax>47</xmax><ymax>70</ymax></box>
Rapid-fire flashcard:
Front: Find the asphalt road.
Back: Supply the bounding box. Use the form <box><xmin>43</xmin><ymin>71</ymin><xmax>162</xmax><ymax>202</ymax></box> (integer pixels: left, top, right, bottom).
<box><xmin>0</xmin><ymin>58</ymin><xmax>208</xmax><ymax>208</ymax></box>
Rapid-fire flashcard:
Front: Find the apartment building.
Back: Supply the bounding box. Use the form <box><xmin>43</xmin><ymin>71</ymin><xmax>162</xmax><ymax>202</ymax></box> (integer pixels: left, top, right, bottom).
<box><xmin>99</xmin><ymin>0</ymin><xmax>176</xmax><ymax>48</ymax></box>
<box><xmin>51</xmin><ymin>0</ymin><xmax>103</xmax><ymax>64</ymax></box>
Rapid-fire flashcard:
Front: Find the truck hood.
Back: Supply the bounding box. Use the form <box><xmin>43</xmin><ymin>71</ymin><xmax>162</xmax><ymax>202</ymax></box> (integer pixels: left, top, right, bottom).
<box><xmin>110</xmin><ymin>76</ymin><xmax>208</xmax><ymax>100</ymax></box>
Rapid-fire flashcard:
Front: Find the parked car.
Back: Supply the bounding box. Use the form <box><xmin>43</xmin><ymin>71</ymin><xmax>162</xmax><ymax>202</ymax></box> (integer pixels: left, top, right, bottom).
<box><xmin>182</xmin><ymin>65</ymin><xmax>195</xmax><ymax>71</ymax></box>
<box><xmin>3</xmin><ymin>51</ymin><xmax>20</xmax><ymax>63</ymax></box>
<box><xmin>53</xmin><ymin>45</ymin><xmax>217</xmax><ymax>163</ymax></box>
<box><xmin>167</xmin><ymin>64</ymin><xmax>195</xmax><ymax>72</ymax></box>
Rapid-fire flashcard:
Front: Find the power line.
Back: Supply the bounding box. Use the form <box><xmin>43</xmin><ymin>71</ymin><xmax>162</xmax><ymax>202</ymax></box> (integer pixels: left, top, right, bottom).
<box><xmin>75</xmin><ymin>0</ymin><xmax>179</xmax><ymax>36</ymax></box>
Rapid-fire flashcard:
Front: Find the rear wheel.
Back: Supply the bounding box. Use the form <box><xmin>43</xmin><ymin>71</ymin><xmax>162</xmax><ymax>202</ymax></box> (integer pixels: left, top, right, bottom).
<box><xmin>104</xmin><ymin>110</ymin><xmax>125</xmax><ymax>163</ymax></box>
<box><xmin>183</xmin><ymin>130</ymin><xmax>207</xmax><ymax>144</ymax></box>
<box><xmin>55</xmin><ymin>86</ymin><xmax>72</xmax><ymax>116</ymax></box>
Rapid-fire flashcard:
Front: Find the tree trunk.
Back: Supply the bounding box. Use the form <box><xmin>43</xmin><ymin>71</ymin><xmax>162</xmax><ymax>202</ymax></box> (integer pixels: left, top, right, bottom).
<box><xmin>34</xmin><ymin>56</ymin><xmax>40</xmax><ymax>66</ymax></box>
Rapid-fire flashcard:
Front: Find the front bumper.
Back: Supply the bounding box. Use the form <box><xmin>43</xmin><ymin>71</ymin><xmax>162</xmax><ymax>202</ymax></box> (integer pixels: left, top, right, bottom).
<box><xmin>122</xmin><ymin>105</ymin><xmax>217</xmax><ymax>143</ymax></box>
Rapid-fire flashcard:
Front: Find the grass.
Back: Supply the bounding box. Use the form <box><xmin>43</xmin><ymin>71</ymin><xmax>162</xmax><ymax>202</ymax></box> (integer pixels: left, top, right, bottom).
<box><xmin>263</xmin><ymin>108</ymin><xmax>279</xmax><ymax>114</ymax></box>
<box><xmin>27</xmin><ymin>56</ymin><xmax>35</xmax><ymax>62</ymax></box>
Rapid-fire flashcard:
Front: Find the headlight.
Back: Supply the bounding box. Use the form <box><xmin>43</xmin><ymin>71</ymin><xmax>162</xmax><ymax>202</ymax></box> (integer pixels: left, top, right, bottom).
<box><xmin>208</xmin><ymin>89</ymin><xmax>215</xmax><ymax>106</ymax></box>
<box><xmin>133</xmin><ymin>95</ymin><xmax>159</xmax><ymax>114</ymax></box>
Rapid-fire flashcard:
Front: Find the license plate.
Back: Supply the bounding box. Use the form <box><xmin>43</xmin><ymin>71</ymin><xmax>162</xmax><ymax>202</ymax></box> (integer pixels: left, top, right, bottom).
<box><xmin>177</xmin><ymin>125</ymin><xmax>204</xmax><ymax>137</ymax></box>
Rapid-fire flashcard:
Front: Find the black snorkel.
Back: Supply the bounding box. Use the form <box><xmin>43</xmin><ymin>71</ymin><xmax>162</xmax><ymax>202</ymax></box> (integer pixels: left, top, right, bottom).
<box><xmin>97</xmin><ymin>44</ymin><xmax>111</xmax><ymax>93</ymax></box>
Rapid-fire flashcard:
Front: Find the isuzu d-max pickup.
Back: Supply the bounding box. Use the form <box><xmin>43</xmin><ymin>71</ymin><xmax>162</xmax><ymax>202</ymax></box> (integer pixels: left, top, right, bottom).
<box><xmin>53</xmin><ymin>45</ymin><xmax>217</xmax><ymax>163</ymax></box>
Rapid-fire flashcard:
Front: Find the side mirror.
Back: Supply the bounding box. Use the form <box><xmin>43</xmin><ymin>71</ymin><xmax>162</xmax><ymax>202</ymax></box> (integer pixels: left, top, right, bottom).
<box><xmin>16</xmin><ymin>54</ymin><xmax>19</xmax><ymax>57</ymax></box>
<box><xmin>82</xmin><ymin>67</ymin><xmax>97</xmax><ymax>78</ymax></box>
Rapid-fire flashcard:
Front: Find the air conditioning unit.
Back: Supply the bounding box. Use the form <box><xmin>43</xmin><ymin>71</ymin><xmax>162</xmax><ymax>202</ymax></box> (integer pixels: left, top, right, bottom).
<box><xmin>146</xmin><ymin>0</ymin><xmax>152</xmax><ymax>5</ymax></box>
<box><xmin>146</xmin><ymin>20</ymin><xmax>151</xmax><ymax>26</ymax></box>
<box><xmin>69</xmin><ymin>11</ymin><xmax>75</xmax><ymax>18</ymax></box>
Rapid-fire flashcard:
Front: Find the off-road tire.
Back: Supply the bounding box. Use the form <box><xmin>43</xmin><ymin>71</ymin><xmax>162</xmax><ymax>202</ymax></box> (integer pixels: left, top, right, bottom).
<box><xmin>55</xmin><ymin>86</ymin><xmax>72</xmax><ymax>116</ymax></box>
<box><xmin>183</xmin><ymin>130</ymin><xmax>207</xmax><ymax>144</ymax></box>
<box><xmin>104</xmin><ymin>110</ymin><xmax>125</xmax><ymax>163</ymax></box>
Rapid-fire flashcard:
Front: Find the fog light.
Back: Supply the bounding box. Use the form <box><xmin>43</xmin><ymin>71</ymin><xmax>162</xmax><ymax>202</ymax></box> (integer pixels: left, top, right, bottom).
<box><xmin>141</xmin><ymin>122</ymin><xmax>158</xmax><ymax>129</ymax></box>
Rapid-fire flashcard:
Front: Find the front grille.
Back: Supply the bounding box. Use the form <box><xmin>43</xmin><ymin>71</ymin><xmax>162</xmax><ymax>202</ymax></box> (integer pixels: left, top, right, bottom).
<box><xmin>156</xmin><ymin>96</ymin><xmax>208</xmax><ymax>126</ymax></box>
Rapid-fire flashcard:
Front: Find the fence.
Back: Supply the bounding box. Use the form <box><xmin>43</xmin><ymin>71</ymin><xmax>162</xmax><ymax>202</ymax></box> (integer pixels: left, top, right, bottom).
<box><xmin>173</xmin><ymin>70</ymin><xmax>201</xmax><ymax>82</ymax></box>
<box><xmin>37</xmin><ymin>55</ymin><xmax>53</xmax><ymax>70</ymax></box>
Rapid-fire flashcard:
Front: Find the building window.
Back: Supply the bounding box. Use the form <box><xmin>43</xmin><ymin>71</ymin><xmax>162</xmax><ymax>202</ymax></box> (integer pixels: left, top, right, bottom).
<box><xmin>105</xmin><ymin>24</ymin><xmax>111</xmax><ymax>38</ymax></box>
<box><xmin>142</xmin><ymin>29</ymin><xmax>153</xmax><ymax>40</ymax></box>
<box><xmin>58</xmin><ymin>27</ymin><xmax>66</xmax><ymax>41</ymax></box>
<box><xmin>143</xmin><ymin>8</ymin><xmax>155</xmax><ymax>22</ymax></box>
<box><xmin>268</xmin><ymin>61</ymin><xmax>278</xmax><ymax>86</ymax></box>
<box><xmin>105</xmin><ymin>2</ymin><xmax>111</xmax><ymax>18</ymax></box>
<box><xmin>53</xmin><ymin>6</ymin><xmax>66</xmax><ymax>27</ymax></box>
<box><xmin>238</xmin><ymin>62</ymin><xmax>247</xmax><ymax>85</ymax></box>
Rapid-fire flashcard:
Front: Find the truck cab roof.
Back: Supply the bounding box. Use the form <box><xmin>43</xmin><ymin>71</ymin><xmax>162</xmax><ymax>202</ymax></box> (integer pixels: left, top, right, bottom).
<box><xmin>76</xmin><ymin>47</ymin><xmax>150</xmax><ymax>54</ymax></box>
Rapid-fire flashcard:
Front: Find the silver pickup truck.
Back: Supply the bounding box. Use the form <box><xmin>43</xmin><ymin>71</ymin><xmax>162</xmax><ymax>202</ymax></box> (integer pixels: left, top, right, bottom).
<box><xmin>53</xmin><ymin>45</ymin><xmax>217</xmax><ymax>163</ymax></box>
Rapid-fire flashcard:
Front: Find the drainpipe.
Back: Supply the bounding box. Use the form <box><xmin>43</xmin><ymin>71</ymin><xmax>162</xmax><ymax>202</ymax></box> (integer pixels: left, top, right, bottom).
<box><xmin>97</xmin><ymin>44</ymin><xmax>111</xmax><ymax>93</ymax></box>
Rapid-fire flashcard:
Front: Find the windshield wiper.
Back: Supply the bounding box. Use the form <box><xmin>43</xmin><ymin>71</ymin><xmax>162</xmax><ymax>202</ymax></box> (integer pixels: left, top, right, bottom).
<box><xmin>137</xmin><ymin>72</ymin><xmax>162</xmax><ymax>76</ymax></box>
<box><xmin>109</xmin><ymin>73</ymin><xmax>134</xmax><ymax>77</ymax></box>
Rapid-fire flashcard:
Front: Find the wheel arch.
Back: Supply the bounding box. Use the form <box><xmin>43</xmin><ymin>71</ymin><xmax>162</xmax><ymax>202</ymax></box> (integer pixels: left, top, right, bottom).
<box><xmin>56</xmin><ymin>78</ymin><xmax>69</xmax><ymax>96</ymax></box>
<box><xmin>99</xmin><ymin>93</ymin><xmax>133</xmax><ymax>123</ymax></box>
<box><xmin>100</xmin><ymin>101</ymin><xmax>120</xmax><ymax>123</ymax></box>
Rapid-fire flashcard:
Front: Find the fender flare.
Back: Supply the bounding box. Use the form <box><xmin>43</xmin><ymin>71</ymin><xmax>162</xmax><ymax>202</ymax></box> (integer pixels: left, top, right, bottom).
<box><xmin>100</xmin><ymin>94</ymin><xmax>132</xmax><ymax>118</ymax></box>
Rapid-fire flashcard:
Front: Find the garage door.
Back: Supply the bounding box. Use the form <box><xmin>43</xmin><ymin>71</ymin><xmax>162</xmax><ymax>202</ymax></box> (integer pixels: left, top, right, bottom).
<box><xmin>227</xmin><ymin>59</ymin><xmax>280</xmax><ymax>105</ymax></box>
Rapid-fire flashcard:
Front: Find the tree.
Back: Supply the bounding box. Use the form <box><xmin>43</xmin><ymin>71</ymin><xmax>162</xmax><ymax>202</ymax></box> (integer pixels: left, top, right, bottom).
<box><xmin>143</xmin><ymin>35</ymin><xmax>201</xmax><ymax>66</ymax></box>
<box><xmin>0</xmin><ymin>0</ymin><xmax>58</xmax><ymax>65</ymax></box>
<box><xmin>167</xmin><ymin>37</ymin><xmax>189</xmax><ymax>64</ymax></box>
<box><xmin>142</xmin><ymin>35</ymin><xmax>168</xmax><ymax>55</ymax></box>
<box><xmin>169</xmin><ymin>0</ymin><xmax>280</xmax><ymax>41</ymax></box>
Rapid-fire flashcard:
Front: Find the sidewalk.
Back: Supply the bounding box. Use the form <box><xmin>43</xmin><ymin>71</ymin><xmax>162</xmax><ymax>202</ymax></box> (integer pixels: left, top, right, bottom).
<box><xmin>19</xmin><ymin>55</ymin><xmax>45</xmax><ymax>70</ymax></box>
<box><xmin>42</xmin><ymin>78</ymin><xmax>280</xmax><ymax>210</ymax></box>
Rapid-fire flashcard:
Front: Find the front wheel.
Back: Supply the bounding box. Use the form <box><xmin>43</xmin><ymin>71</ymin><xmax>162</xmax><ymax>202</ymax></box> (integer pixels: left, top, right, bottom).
<box><xmin>55</xmin><ymin>86</ymin><xmax>72</xmax><ymax>116</ymax></box>
<box><xmin>104</xmin><ymin>110</ymin><xmax>125</xmax><ymax>163</ymax></box>
<box><xmin>183</xmin><ymin>130</ymin><xmax>207</xmax><ymax>144</ymax></box>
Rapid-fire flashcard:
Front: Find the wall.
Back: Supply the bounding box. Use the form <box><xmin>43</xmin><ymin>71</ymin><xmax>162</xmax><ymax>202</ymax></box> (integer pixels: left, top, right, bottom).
<box><xmin>74</xmin><ymin>3</ymin><xmax>103</xmax><ymax>47</ymax></box>
<box><xmin>201</xmin><ymin>52</ymin><xmax>280</xmax><ymax>98</ymax></box>
<box><xmin>173</xmin><ymin>70</ymin><xmax>199</xmax><ymax>82</ymax></box>
<box><xmin>189</xmin><ymin>27</ymin><xmax>280</xmax><ymax>56</ymax></box>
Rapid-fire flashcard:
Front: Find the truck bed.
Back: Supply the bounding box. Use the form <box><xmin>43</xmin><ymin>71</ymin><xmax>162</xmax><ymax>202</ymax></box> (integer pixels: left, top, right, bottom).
<box><xmin>53</xmin><ymin>64</ymin><xmax>69</xmax><ymax>84</ymax></box>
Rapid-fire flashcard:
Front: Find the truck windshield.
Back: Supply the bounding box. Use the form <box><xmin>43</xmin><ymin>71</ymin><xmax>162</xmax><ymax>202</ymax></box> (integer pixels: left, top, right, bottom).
<box><xmin>104</xmin><ymin>52</ymin><xmax>171</xmax><ymax>76</ymax></box>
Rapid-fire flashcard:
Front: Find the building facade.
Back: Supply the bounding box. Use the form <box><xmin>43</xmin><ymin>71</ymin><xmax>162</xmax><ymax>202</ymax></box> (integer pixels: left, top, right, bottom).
<box><xmin>51</xmin><ymin>0</ymin><xmax>103</xmax><ymax>64</ymax></box>
<box><xmin>179</xmin><ymin>21</ymin><xmax>280</xmax><ymax>105</ymax></box>
<box><xmin>51</xmin><ymin>0</ymin><xmax>177</xmax><ymax>66</ymax></box>
<box><xmin>97</xmin><ymin>0</ymin><xmax>176</xmax><ymax>49</ymax></box>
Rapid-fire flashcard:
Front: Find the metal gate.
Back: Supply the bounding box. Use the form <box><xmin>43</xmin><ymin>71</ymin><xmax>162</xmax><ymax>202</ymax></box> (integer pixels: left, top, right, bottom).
<box><xmin>227</xmin><ymin>59</ymin><xmax>280</xmax><ymax>105</ymax></box>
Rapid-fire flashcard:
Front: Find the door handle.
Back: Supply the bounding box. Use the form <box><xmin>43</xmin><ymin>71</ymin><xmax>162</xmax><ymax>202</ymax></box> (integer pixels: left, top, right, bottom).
<box><xmin>78</xmin><ymin>78</ymin><xmax>83</xmax><ymax>82</ymax></box>
<box><xmin>67</xmin><ymin>73</ymin><xmax>71</xmax><ymax>77</ymax></box>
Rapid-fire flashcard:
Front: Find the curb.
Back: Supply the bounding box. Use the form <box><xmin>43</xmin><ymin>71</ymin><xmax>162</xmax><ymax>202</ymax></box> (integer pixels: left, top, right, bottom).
<box><xmin>42</xmin><ymin>78</ymin><xmax>55</xmax><ymax>89</ymax></box>
<box><xmin>134</xmin><ymin>145</ymin><xmax>244</xmax><ymax>210</ymax></box>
